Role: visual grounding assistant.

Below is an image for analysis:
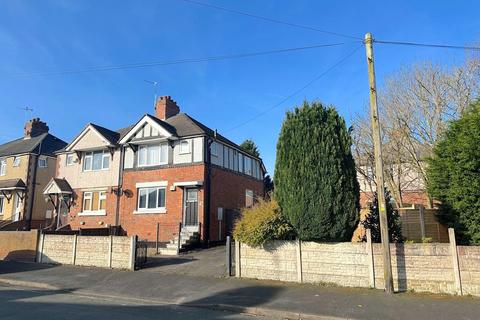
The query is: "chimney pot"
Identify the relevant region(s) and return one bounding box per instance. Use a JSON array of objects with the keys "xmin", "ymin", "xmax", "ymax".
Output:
[{"xmin": 155, "ymin": 96, "xmax": 180, "ymax": 120}]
